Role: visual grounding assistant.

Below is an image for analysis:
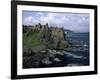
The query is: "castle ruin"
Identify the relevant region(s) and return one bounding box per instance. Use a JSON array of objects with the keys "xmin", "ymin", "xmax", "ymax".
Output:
[{"xmin": 30, "ymin": 23, "xmax": 66, "ymax": 41}]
